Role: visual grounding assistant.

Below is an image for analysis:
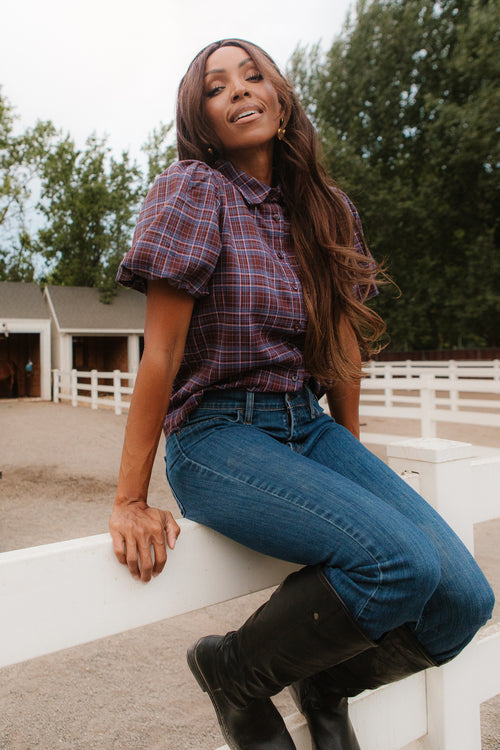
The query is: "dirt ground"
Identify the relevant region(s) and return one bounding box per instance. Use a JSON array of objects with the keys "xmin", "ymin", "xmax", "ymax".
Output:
[{"xmin": 0, "ymin": 400, "xmax": 499, "ymax": 749}]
